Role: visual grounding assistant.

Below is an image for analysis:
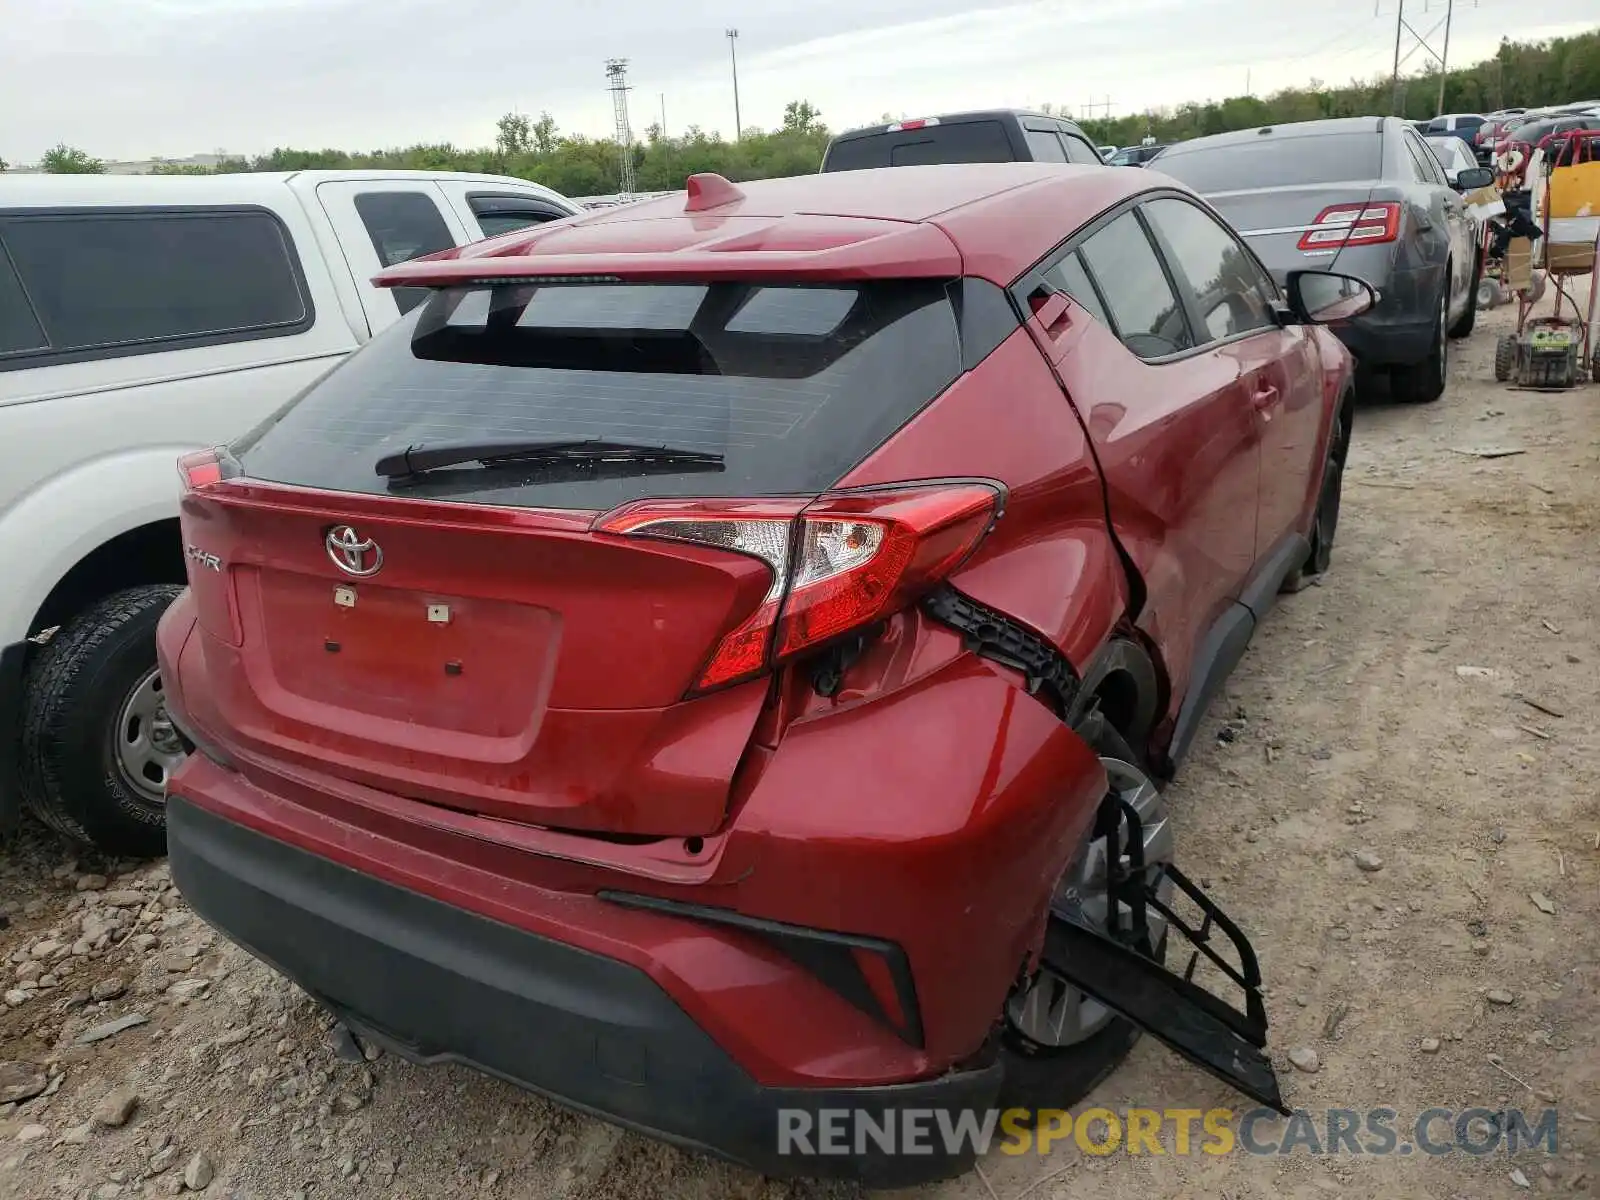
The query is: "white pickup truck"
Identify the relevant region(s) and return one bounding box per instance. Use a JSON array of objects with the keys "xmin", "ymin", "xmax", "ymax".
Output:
[{"xmin": 0, "ymin": 169, "xmax": 582, "ymax": 855}]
